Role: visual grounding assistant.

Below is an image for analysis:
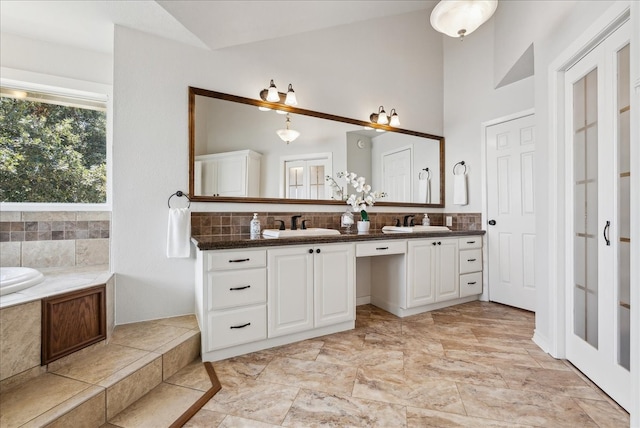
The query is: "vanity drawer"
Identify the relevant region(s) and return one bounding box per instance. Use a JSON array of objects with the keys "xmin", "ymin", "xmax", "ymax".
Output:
[
  {"xmin": 356, "ymin": 241, "xmax": 406, "ymax": 257},
  {"xmin": 206, "ymin": 305, "xmax": 267, "ymax": 351},
  {"xmin": 460, "ymin": 272, "xmax": 483, "ymax": 297},
  {"xmin": 459, "ymin": 249, "xmax": 482, "ymax": 274},
  {"xmin": 208, "ymin": 250, "xmax": 266, "ymax": 271},
  {"xmin": 458, "ymin": 237, "xmax": 482, "ymax": 250},
  {"xmin": 208, "ymin": 268, "xmax": 266, "ymax": 310}
]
